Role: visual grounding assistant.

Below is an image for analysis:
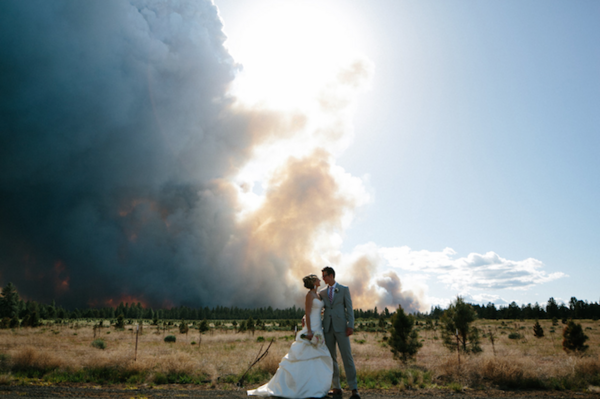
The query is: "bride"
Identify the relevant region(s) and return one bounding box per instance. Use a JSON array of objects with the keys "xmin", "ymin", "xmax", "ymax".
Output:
[{"xmin": 248, "ymin": 274, "xmax": 333, "ymax": 398}]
